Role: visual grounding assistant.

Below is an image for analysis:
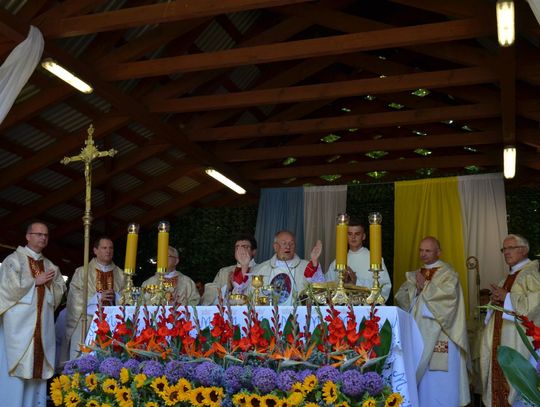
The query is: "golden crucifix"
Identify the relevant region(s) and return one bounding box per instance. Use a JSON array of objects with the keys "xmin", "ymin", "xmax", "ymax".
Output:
[{"xmin": 61, "ymin": 124, "xmax": 117, "ymax": 344}]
